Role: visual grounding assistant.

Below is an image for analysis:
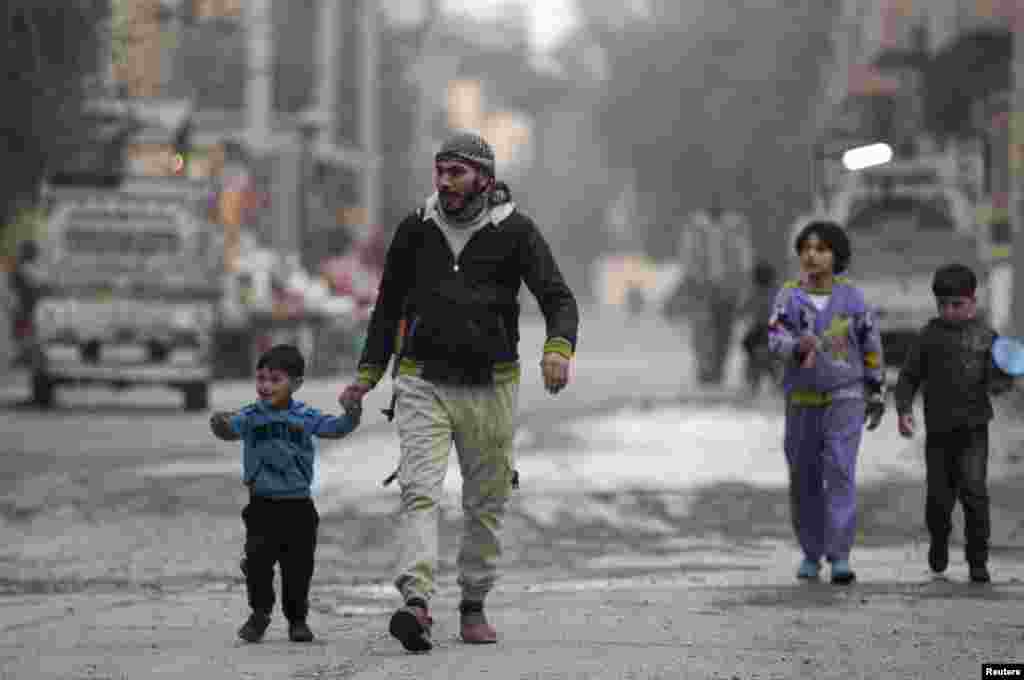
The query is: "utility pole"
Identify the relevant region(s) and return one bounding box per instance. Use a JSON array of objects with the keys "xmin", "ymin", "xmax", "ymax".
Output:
[
  {"xmin": 244, "ymin": 0, "xmax": 272, "ymax": 151},
  {"xmin": 413, "ymin": 0, "xmax": 447, "ymax": 178},
  {"xmin": 361, "ymin": 0, "xmax": 380, "ymax": 237},
  {"xmin": 297, "ymin": 121, "xmax": 317, "ymax": 273},
  {"xmin": 1012, "ymin": 17, "xmax": 1024, "ymax": 335}
]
